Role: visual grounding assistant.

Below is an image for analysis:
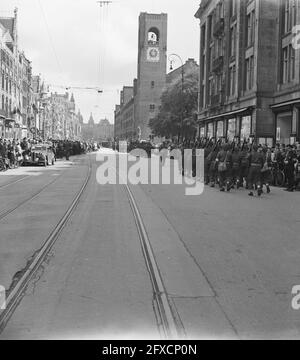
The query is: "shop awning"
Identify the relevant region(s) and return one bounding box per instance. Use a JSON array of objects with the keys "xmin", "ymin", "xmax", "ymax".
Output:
[
  {"xmin": 270, "ymin": 98, "xmax": 300, "ymax": 109},
  {"xmin": 199, "ymin": 107, "xmax": 250, "ymax": 122}
]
